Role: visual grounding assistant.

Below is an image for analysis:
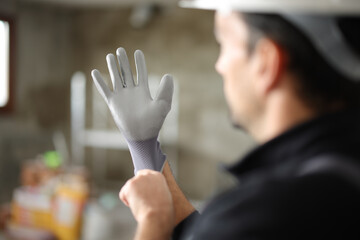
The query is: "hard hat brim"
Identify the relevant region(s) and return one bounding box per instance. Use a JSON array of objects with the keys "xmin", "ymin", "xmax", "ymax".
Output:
[{"xmin": 179, "ymin": 0, "xmax": 360, "ymax": 15}]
